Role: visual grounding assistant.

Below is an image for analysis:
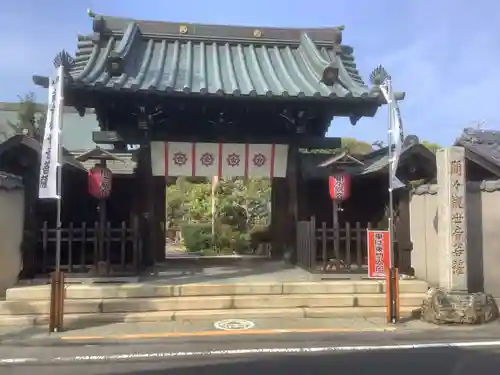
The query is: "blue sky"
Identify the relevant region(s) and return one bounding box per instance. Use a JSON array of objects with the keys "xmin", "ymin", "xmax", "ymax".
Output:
[{"xmin": 0, "ymin": 0, "xmax": 498, "ymax": 145}]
